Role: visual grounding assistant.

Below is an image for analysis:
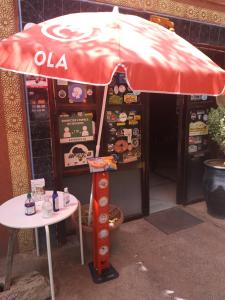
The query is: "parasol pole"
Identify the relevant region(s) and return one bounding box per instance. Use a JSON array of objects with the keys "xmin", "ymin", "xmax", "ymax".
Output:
[{"xmin": 88, "ymin": 85, "xmax": 109, "ymax": 225}]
